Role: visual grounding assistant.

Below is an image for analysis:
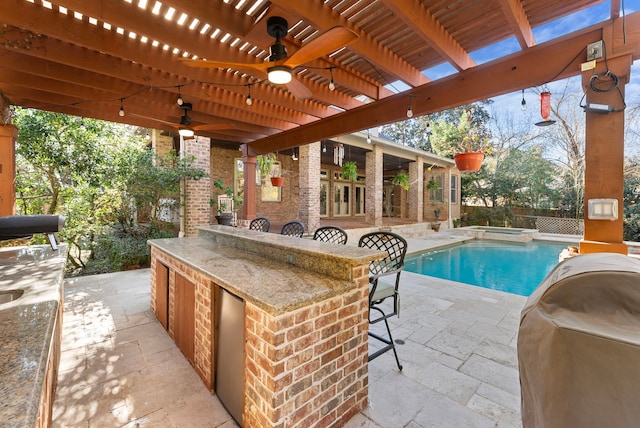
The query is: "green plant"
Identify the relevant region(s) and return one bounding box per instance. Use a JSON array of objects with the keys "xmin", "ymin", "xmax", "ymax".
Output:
[
  {"xmin": 391, "ymin": 172, "xmax": 409, "ymax": 190},
  {"xmin": 430, "ymin": 109, "xmax": 493, "ymax": 157},
  {"xmin": 426, "ymin": 177, "xmax": 440, "ymax": 191},
  {"xmin": 340, "ymin": 161, "xmax": 358, "ymax": 181},
  {"xmin": 210, "ymin": 178, "xmax": 242, "ymax": 215},
  {"xmin": 453, "ymin": 218, "xmax": 461, "ymax": 228},
  {"xmin": 257, "ymin": 153, "xmax": 277, "ymax": 179}
]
